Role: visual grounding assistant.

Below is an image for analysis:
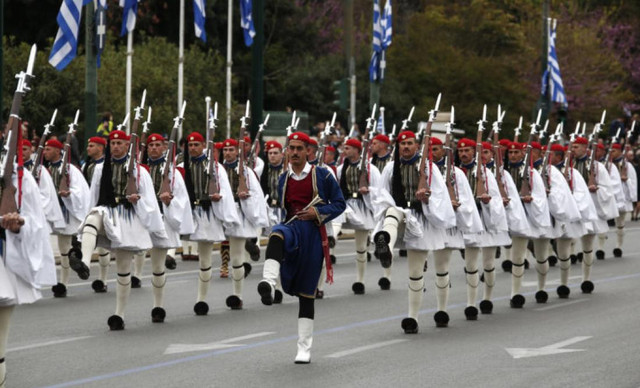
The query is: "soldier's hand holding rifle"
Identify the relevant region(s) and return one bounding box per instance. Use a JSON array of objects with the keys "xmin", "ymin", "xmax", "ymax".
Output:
[{"xmin": 0, "ymin": 213, "xmax": 25, "ymax": 233}]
